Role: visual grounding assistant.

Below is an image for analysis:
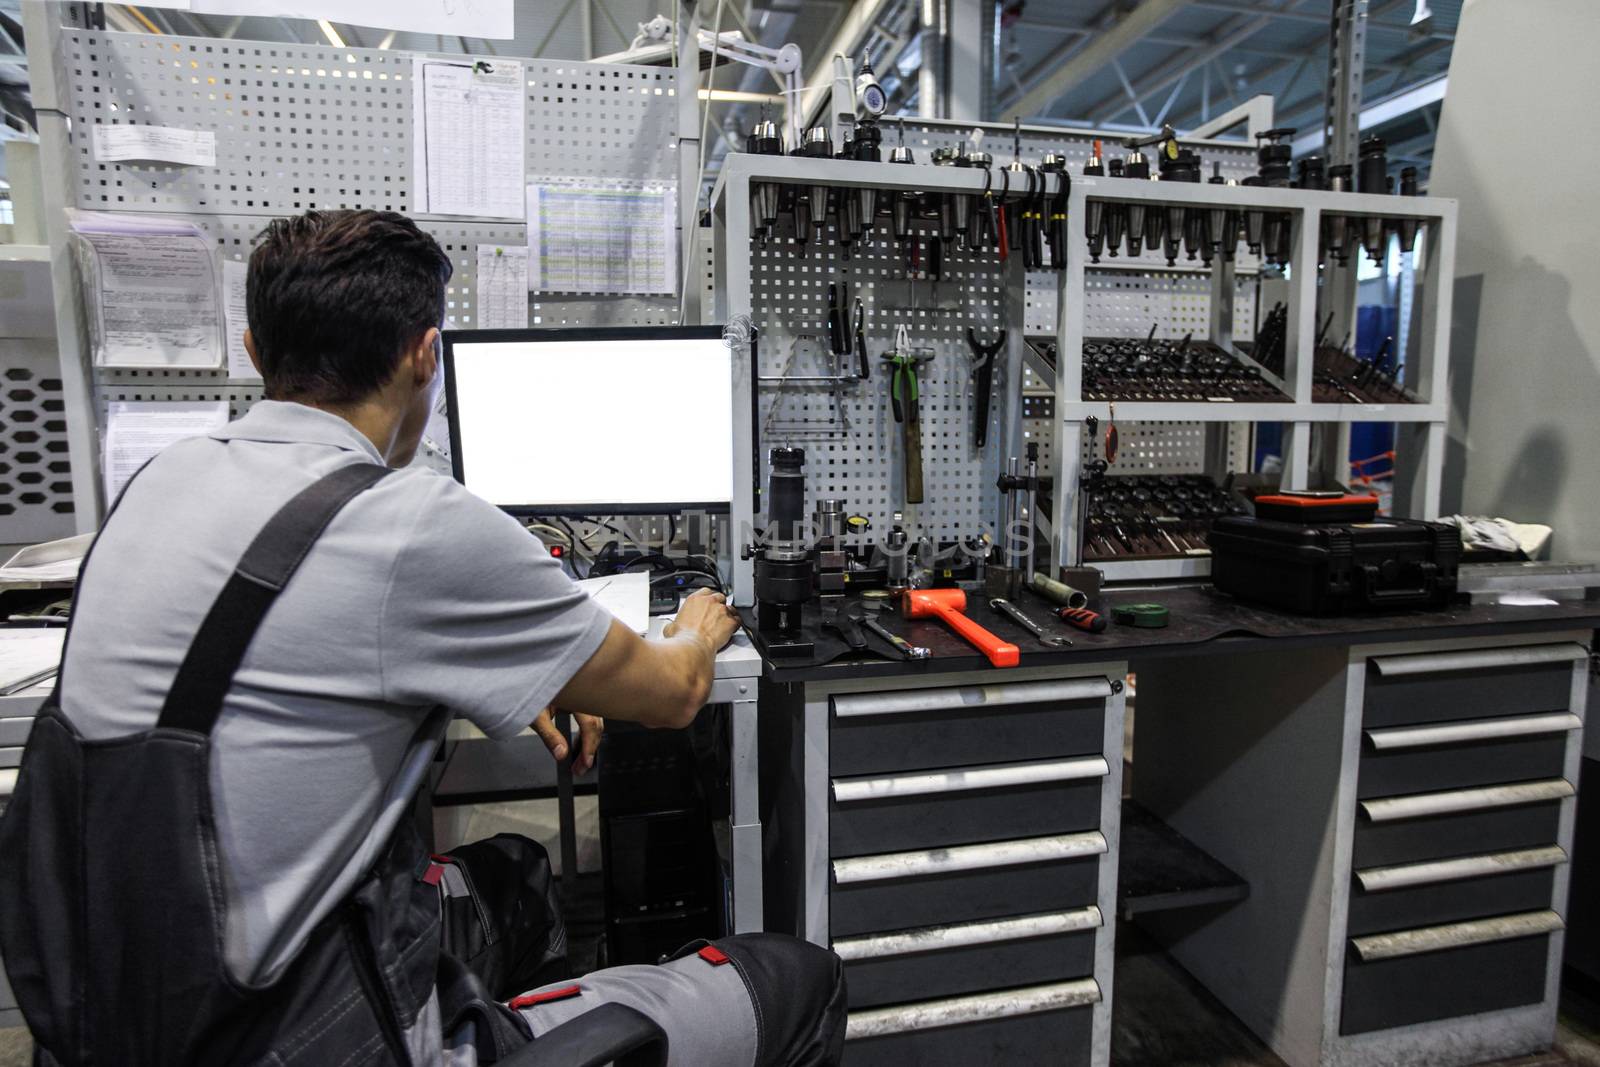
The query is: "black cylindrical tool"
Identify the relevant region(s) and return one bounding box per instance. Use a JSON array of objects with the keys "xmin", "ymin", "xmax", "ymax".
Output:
[
  {"xmin": 1160, "ymin": 146, "xmax": 1201, "ymax": 264},
  {"xmin": 751, "ymin": 447, "xmax": 814, "ymax": 637},
  {"xmin": 1255, "ymin": 127, "xmax": 1294, "ymax": 187},
  {"xmin": 767, "ymin": 447, "xmax": 806, "ymax": 537},
  {"xmin": 963, "ymin": 147, "xmax": 992, "ymax": 250},
  {"xmin": 1124, "ymin": 148, "xmax": 1149, "ymax": 256},
  {"xmin": 1104, "ymin": 158, "xmax": 1127, "ymax": 258},
  {"xmin": 852, "ymin": 120, "xmax": 882, "ymax": 238},
  {"xmin": 799, "ymin": 126, "xmax": 833, "ymax": 248},
  {"xmin": 932, "ymin": 146, "xmax": 960, "ymax": 241},
  {"xmin": 1325, "ymin": 163, "xmax": 1354, "ymax": 265},
  {"xmin": 1084, "ymin": 141, "xmax": 1106, "ymax": 262},
  {"xmin": 1203, "ymin": 162, "xmax": 1229, "ymax": 264},
  {"xmin": 747, "ymin": 118, "xmax": 784, "ymax": 245},
  {"xmin": 1397, "ymin": 165, "xmax": 1421, "ymax": 254},
  {"xmin": 1295, "ymin": 154, "xmax": 1327, "ymax": 190},
  {"xmin": 1041, "ymin": 153, "xmax": 1070, "ymax": 269},
  {"xmin": 1358, "ymin": 135, "xmax": 1391, "ymax": 263},
  {"xmin": 1240, "ymin": 175, "xmax": 1264, "ymax": 255}
]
